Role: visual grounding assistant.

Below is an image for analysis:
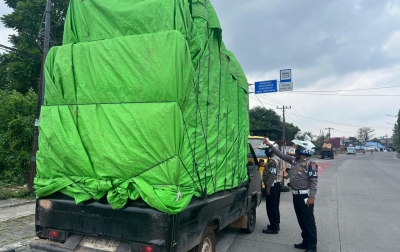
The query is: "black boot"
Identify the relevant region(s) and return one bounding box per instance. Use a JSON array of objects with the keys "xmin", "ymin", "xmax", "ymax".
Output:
[
  {"xmin": 267, "ymin": 225, "xmax": 280, "ymax": 231},
  {"xmin": 262, "ymin": 228, "xmax": 279, "ymax": 234},
  {"xmin": 294, "ymin": 243, "xmax": 307, "ymax": 249}
]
